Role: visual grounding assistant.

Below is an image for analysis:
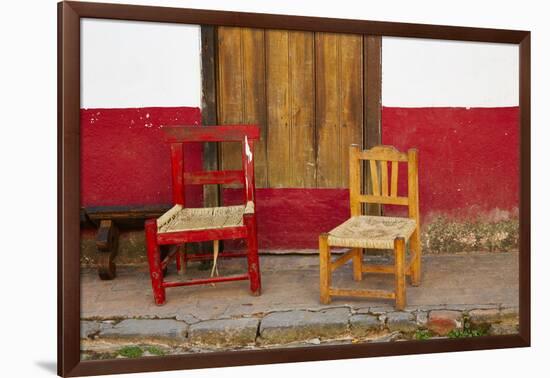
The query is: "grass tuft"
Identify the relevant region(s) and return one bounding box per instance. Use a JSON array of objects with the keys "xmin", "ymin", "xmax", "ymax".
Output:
[{"xmin": 117, "ymin": 346, "xmax": 143, "ymax": 358}]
